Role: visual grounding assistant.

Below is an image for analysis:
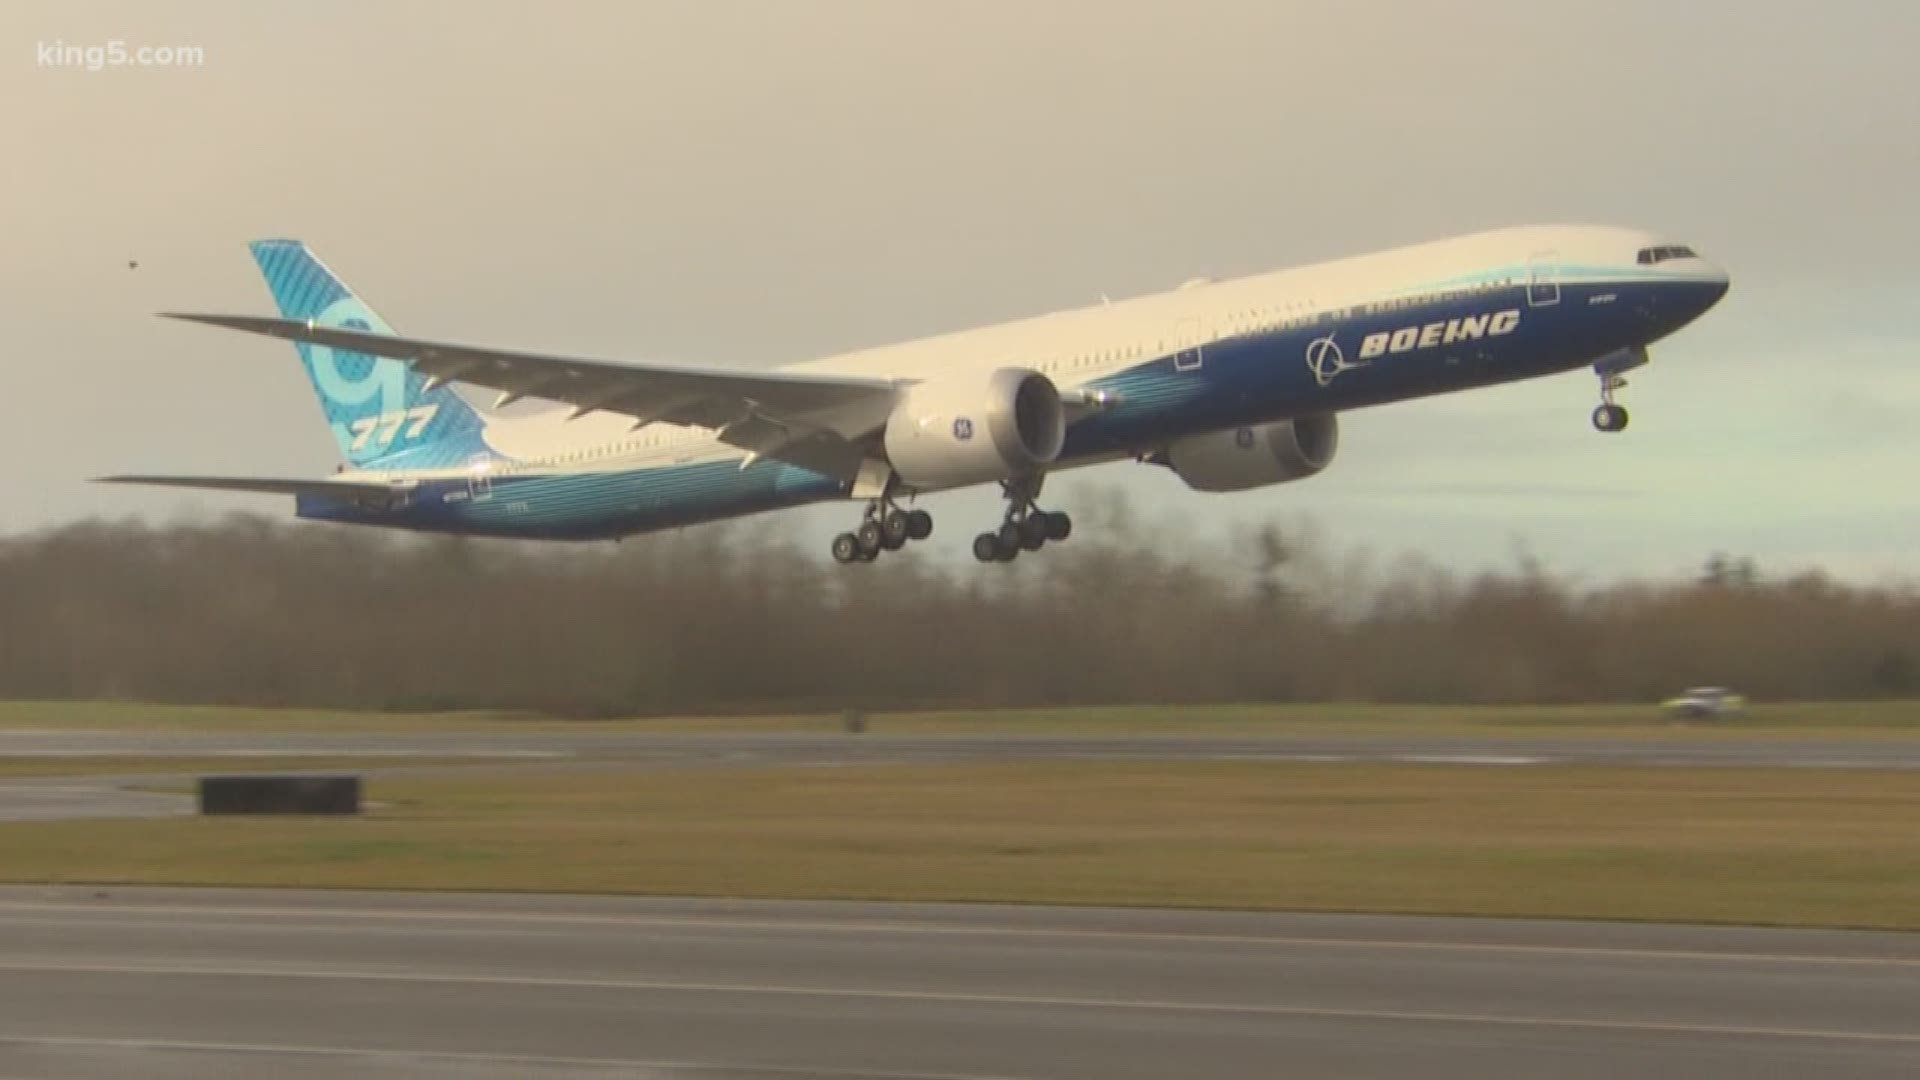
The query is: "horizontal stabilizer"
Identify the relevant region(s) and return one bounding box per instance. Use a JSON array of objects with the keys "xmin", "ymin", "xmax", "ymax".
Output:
[{"xmin": 94, "ymin": 475, "xmax": 406, "ymax": 502}]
